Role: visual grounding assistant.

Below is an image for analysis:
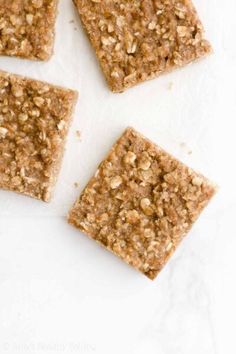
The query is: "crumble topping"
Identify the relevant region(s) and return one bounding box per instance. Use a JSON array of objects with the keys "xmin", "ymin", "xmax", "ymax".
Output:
[
  {"xmin": 73, "ymin": 0, "xmax": 212, "ymax": 92},
  {"xmin": 0, "ymin": 70, "xmax": 78, "ymax": 201},
  {"xmin": 0, "ymin": 0, "xmax": 58, "ymax": 60},
  {"xmin": 68, "ymin": 127, "xmax": 216, "ymax": 279}
]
